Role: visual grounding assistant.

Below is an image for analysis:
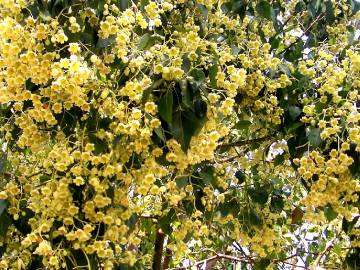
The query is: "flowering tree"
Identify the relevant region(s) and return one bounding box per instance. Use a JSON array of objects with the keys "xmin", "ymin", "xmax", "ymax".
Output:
[{"xmin": 0, "ymin": 0, "xmax": 359, "ymax": 269}]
